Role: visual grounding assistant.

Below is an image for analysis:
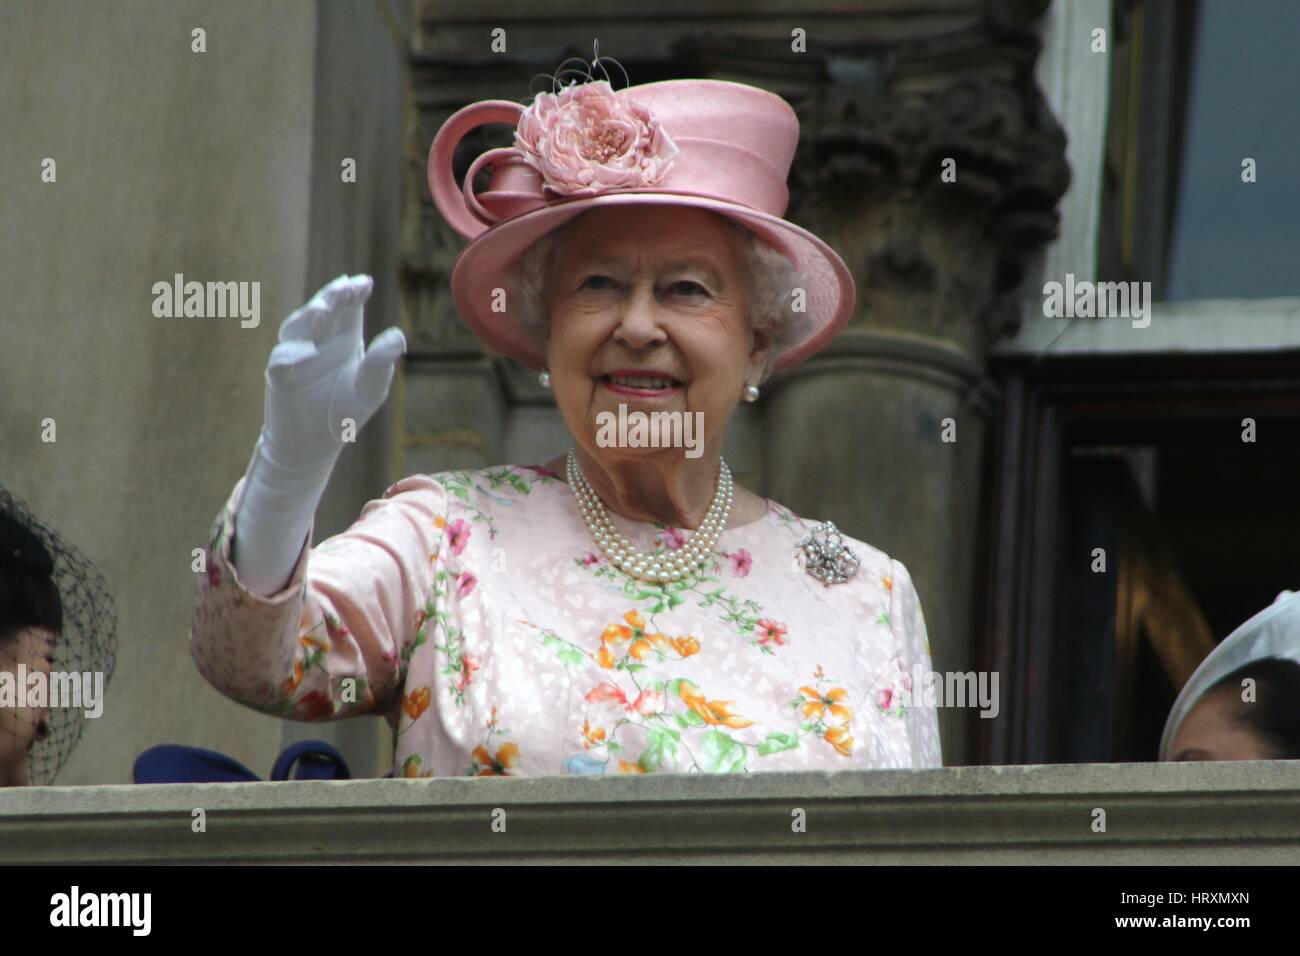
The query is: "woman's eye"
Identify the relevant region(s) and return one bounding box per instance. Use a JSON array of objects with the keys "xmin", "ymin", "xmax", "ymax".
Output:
[
  {"xmin": 579, "ymin": 275, "xmax": 615, "ymax": 291},
  {"xmin": 669, "ymin": 280, "xmax": 709, "ymax": 297}
]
